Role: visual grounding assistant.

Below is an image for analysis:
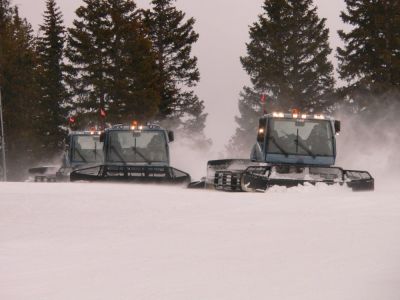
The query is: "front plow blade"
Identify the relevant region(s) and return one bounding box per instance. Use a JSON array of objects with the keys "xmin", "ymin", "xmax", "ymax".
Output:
[
  {"xmin": 70, "ymin": 165, "xmax": 191, "ymax": 185},
  {"xmin": 28, "ymin": 166, "xmax": 60, "ymax": 182},
  {"xmin": 344, "ymin": 170, "xmax": 375, "ymax": 191}
]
